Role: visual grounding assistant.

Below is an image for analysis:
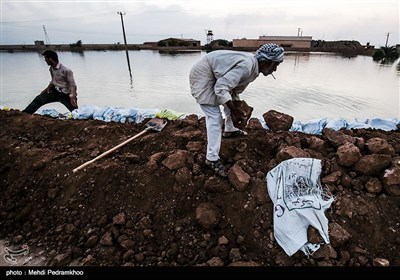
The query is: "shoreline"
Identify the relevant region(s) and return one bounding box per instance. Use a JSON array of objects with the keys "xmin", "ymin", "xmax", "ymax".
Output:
[
  {"xmin": 2, "ymin": 106, "xmax": 399, "ymax": 134},
  {"xmin": 0, "ymin": 43, "xmax": 375, "ymax": 56}
]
